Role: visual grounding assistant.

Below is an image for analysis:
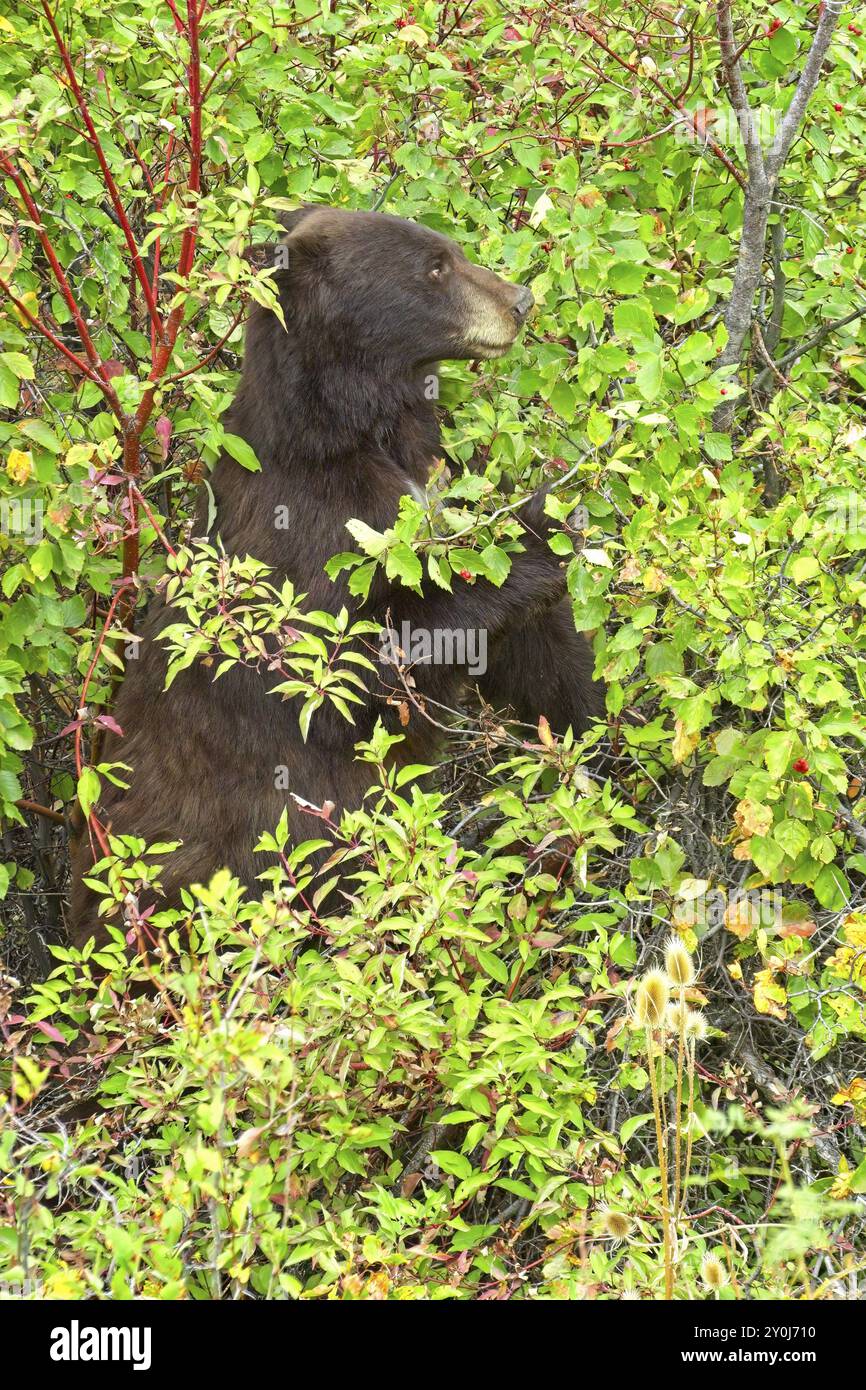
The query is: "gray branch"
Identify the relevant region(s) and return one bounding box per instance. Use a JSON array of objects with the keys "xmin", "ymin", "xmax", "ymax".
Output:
[
  {"xmin": 767, "ymin": 1, "xmax": 846, "ymax": 178},
  {"xmin": 753, "ymin": 303, "xmax": 866, "ymax": 393},
  {"xmin": 717, "ymin": 0, "xmax": 767, "ymax": 185},
  {"xmin": 712, "ymin": 1, "xmax": 844, "ymax": 428},
  {"xmin": 763, "ymin": 217, "xmax": 787, "ymax": 359},
  {"xmin": 739, "ymin": 1043, "xmax": 842, "ymax": 1174}
]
